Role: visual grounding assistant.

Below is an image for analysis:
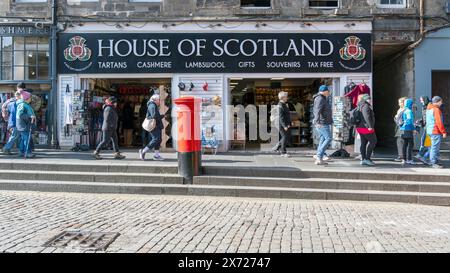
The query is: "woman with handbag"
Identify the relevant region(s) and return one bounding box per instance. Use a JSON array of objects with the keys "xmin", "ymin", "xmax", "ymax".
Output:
[{"xmin": 139, "ymin": 94, "xmax": 164, "ymax": 161}]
